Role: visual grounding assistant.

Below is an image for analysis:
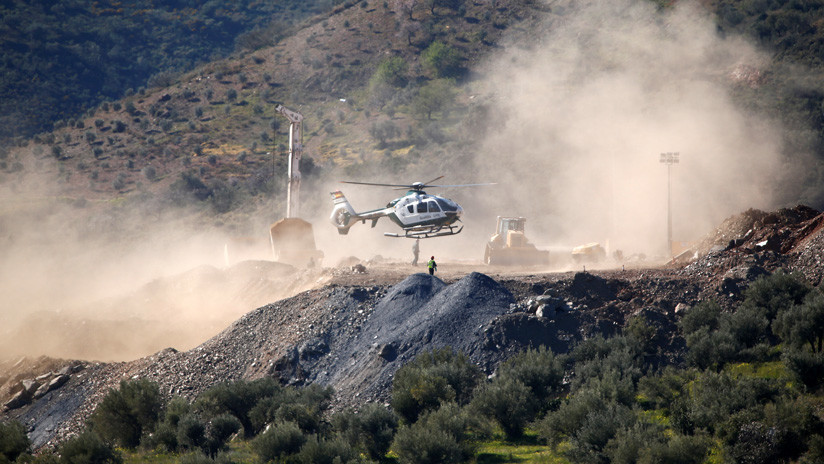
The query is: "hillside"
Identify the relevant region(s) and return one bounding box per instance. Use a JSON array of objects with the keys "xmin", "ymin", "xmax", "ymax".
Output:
[{"xmin": 0, "ymin": 0, "xmax": 338, "ymax": 141}]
